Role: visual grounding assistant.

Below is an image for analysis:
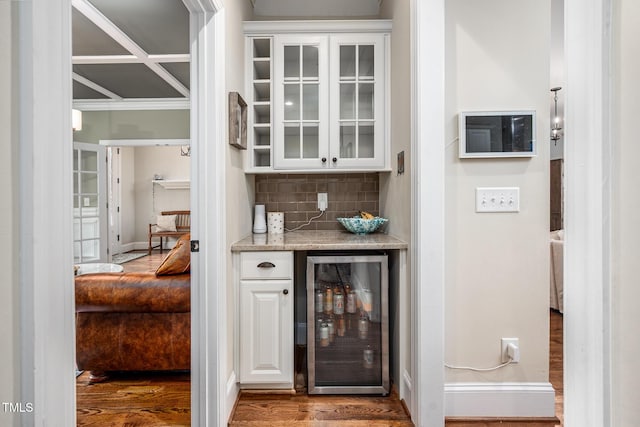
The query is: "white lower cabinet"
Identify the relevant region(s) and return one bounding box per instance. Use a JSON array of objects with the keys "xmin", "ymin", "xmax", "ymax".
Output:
[{"xmin": 239, "ymin": 251, "xmax": 294, "ymax": 388}]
